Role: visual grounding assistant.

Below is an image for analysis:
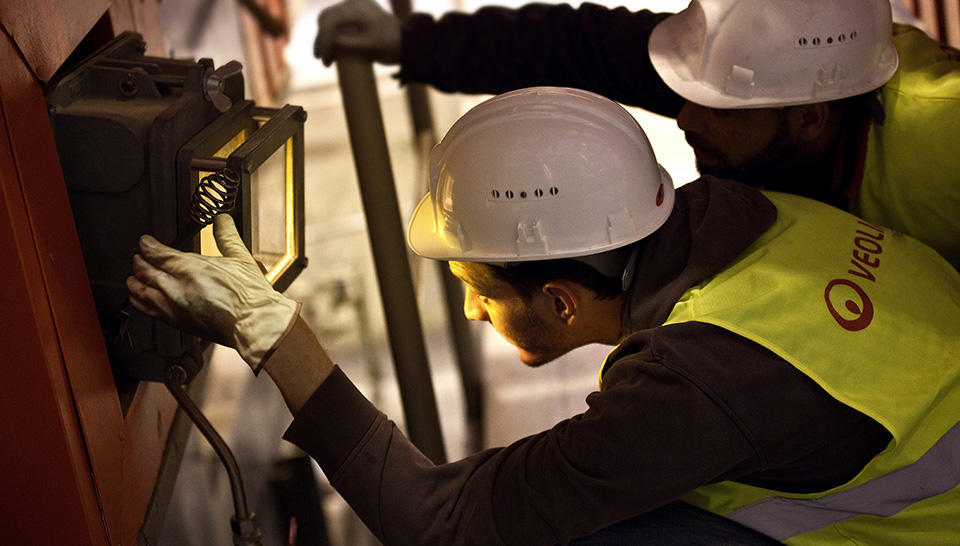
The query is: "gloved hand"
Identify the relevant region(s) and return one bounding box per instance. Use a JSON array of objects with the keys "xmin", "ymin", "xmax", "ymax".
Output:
[
  {"xmin": 314, "ymin": 0, "xmax": 402, "ymax": 66},
  {"xmin": 126, "ymin": 214, "xmax": 300, "ymax": 374}
]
